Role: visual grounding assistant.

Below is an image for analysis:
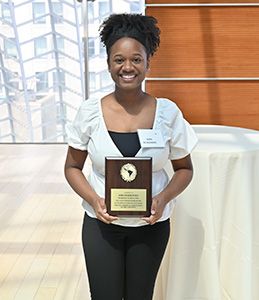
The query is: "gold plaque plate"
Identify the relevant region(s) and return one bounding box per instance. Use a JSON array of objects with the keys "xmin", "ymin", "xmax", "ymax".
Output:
[{"xmin": 105, "ymin": 157, "xmax": 152, "ymax": 216}]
